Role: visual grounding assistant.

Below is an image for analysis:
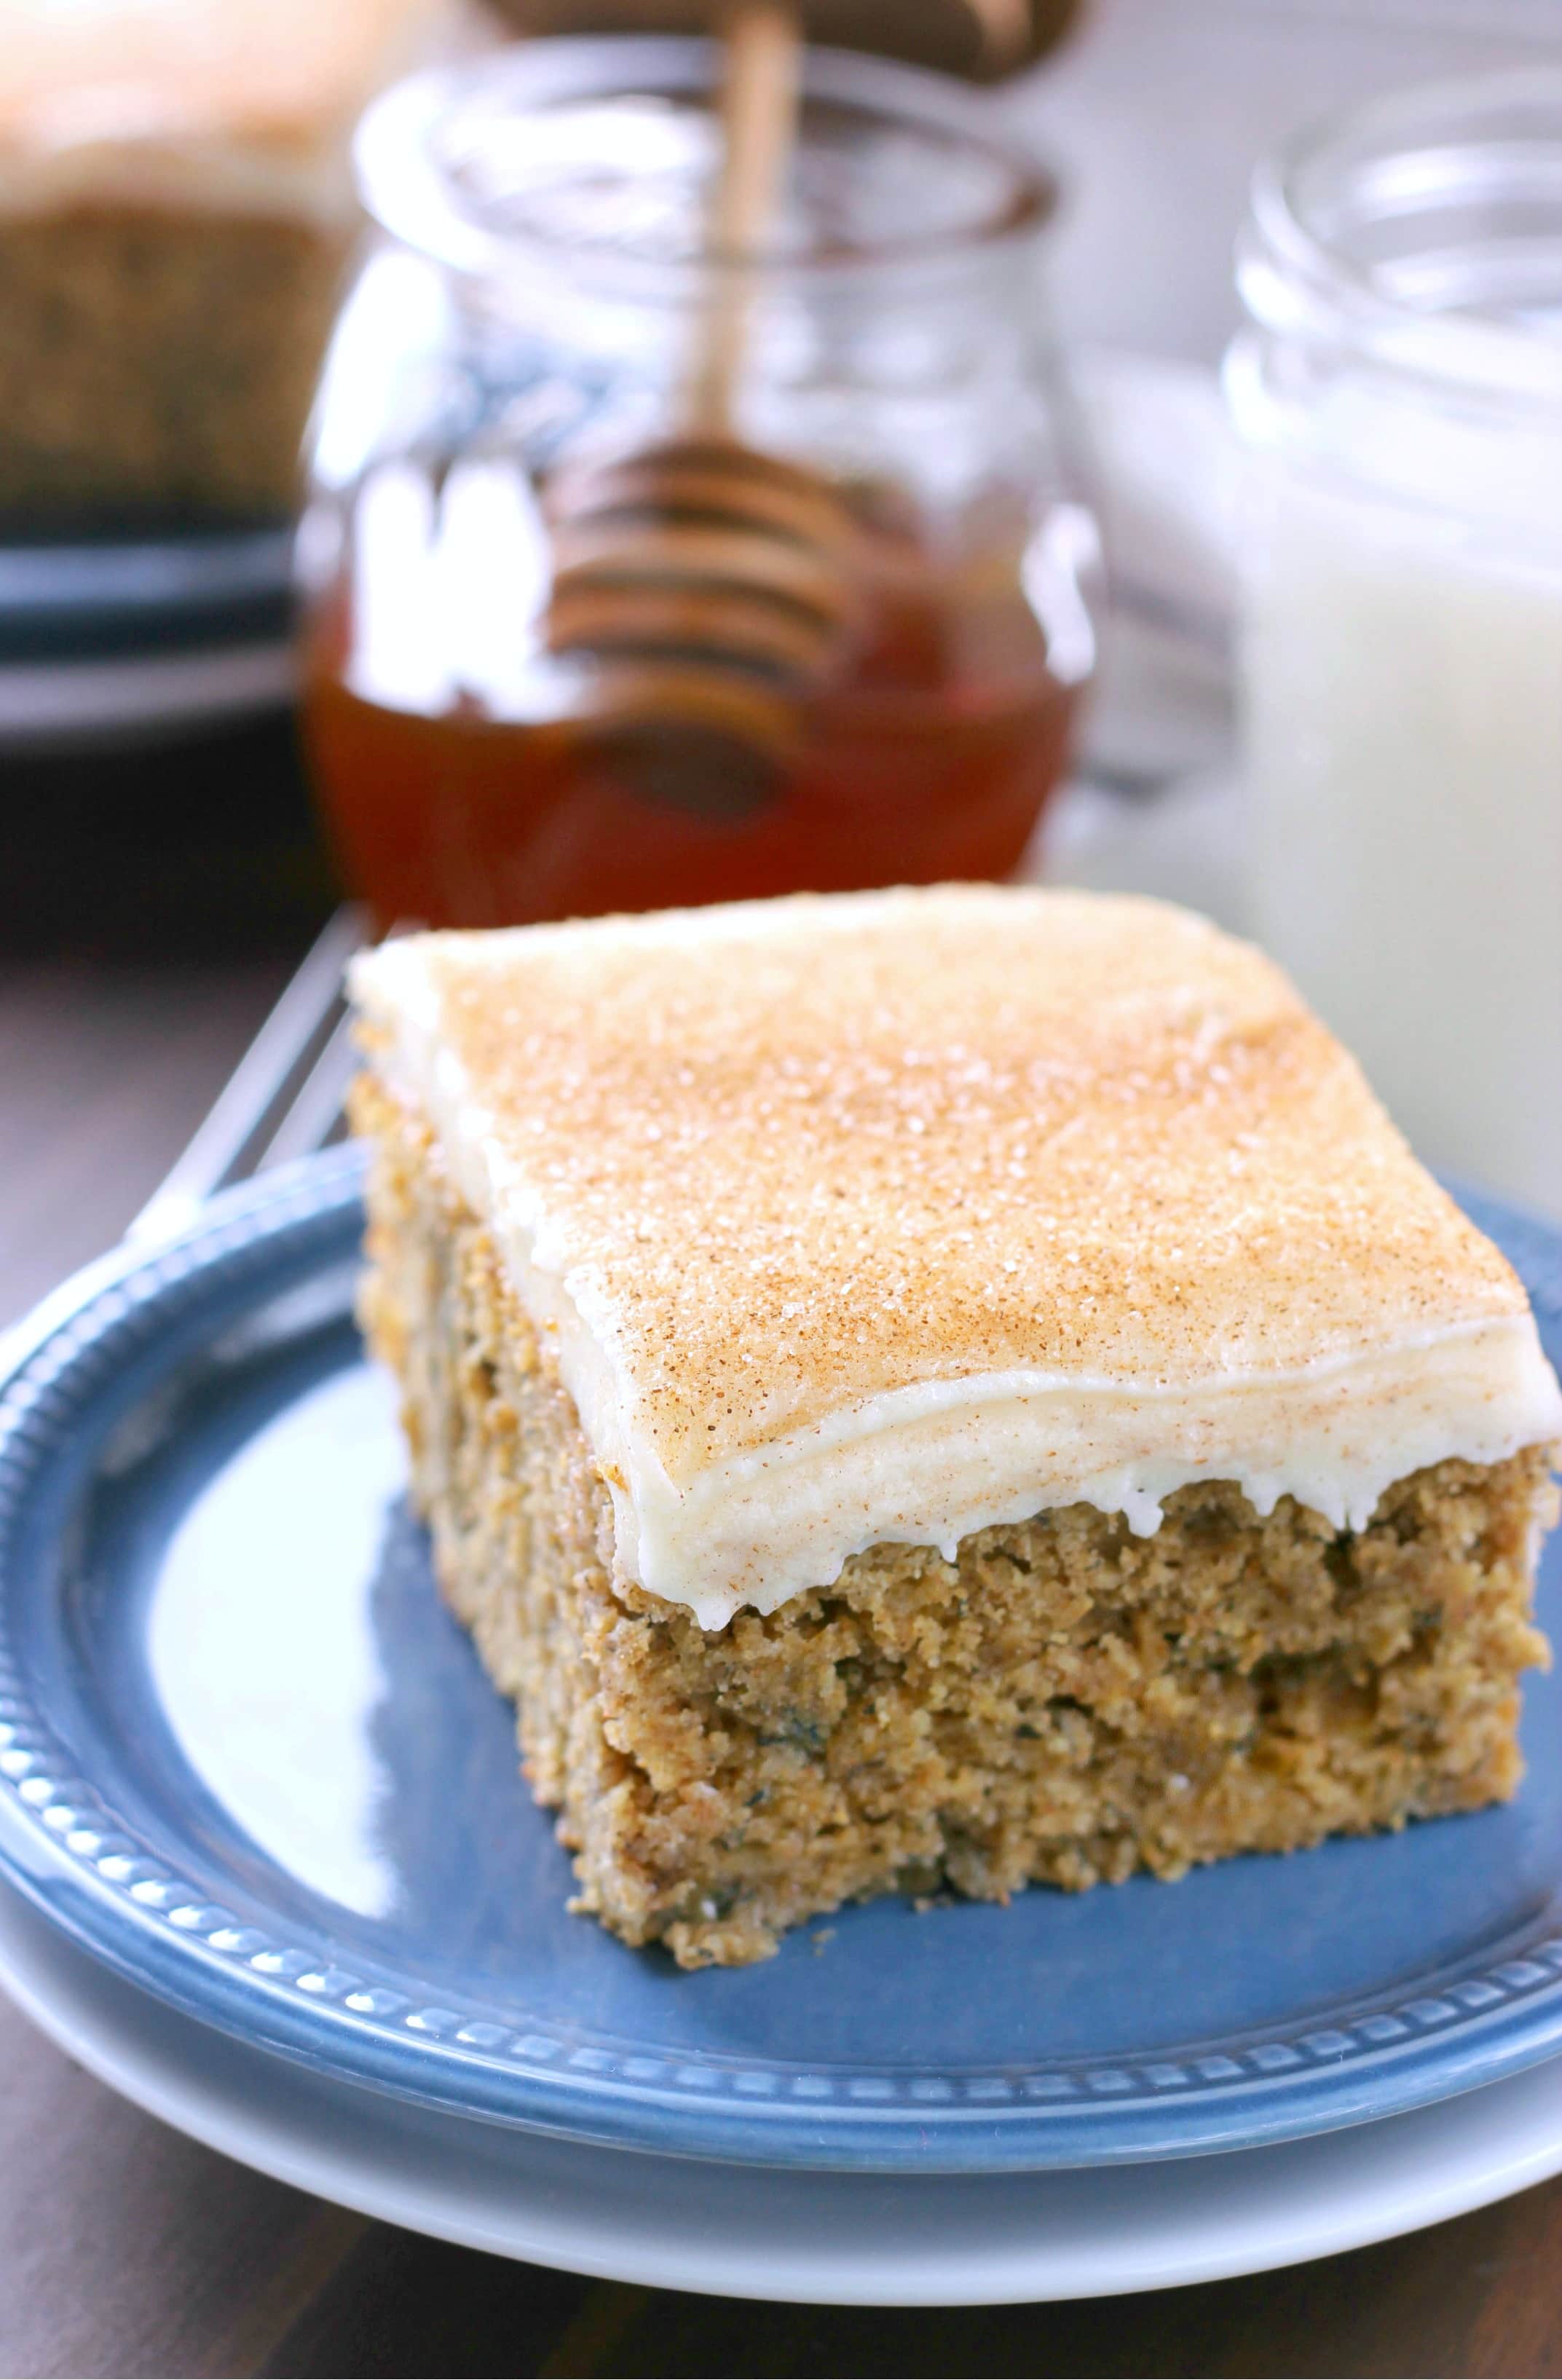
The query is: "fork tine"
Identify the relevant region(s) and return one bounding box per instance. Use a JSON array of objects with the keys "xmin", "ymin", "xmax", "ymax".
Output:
[
  {"xmin": 125, "ymin": 903, "xmax": 367, "ymax": 1245},
  {"xmin": 255, "ymin": 1009, "xmax": 362, "ymax": 1175}
]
